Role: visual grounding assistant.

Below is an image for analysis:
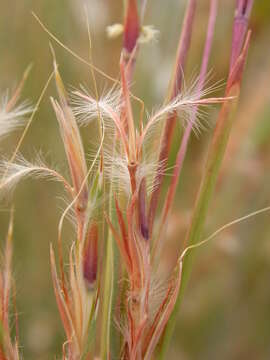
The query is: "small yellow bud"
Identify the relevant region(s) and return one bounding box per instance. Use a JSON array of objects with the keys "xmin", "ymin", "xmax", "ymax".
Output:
[
  {"xmin": 106, "ymin": 23, "xmax": 124, "ymax": 39},
  {"xmin": 138, "ymin": 25, "xmax": 159, "ymax": 44}
]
